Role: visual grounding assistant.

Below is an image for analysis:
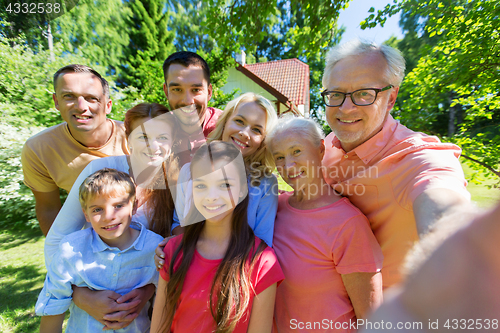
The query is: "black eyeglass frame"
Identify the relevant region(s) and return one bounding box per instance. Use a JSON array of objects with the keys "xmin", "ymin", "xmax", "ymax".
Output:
[{"xmin": 321, "ymin": 85, "xmax": 394, "ymax": 107}]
